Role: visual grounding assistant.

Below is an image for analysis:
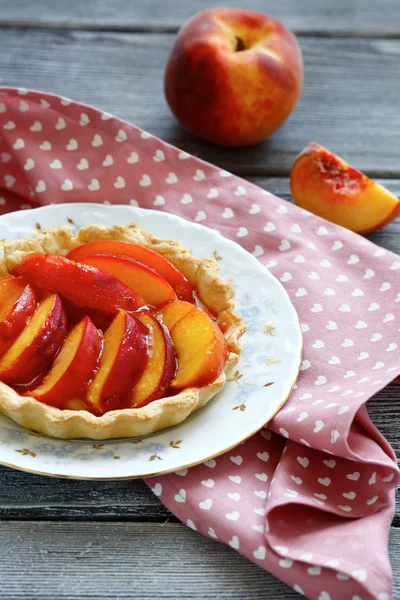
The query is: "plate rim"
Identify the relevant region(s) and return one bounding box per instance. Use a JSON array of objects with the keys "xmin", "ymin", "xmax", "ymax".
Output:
[{"xmin": 0, "ymin": 203, "xmax": 303, "ymax": 479}]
